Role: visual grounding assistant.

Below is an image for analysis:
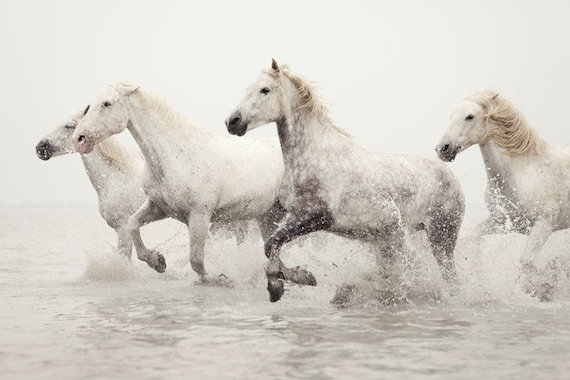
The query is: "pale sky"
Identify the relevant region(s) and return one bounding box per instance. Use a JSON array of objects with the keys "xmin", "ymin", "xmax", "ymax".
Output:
[{"xmin": 2, "ymin": 0, "xmax": 570, "ymax": 218}]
